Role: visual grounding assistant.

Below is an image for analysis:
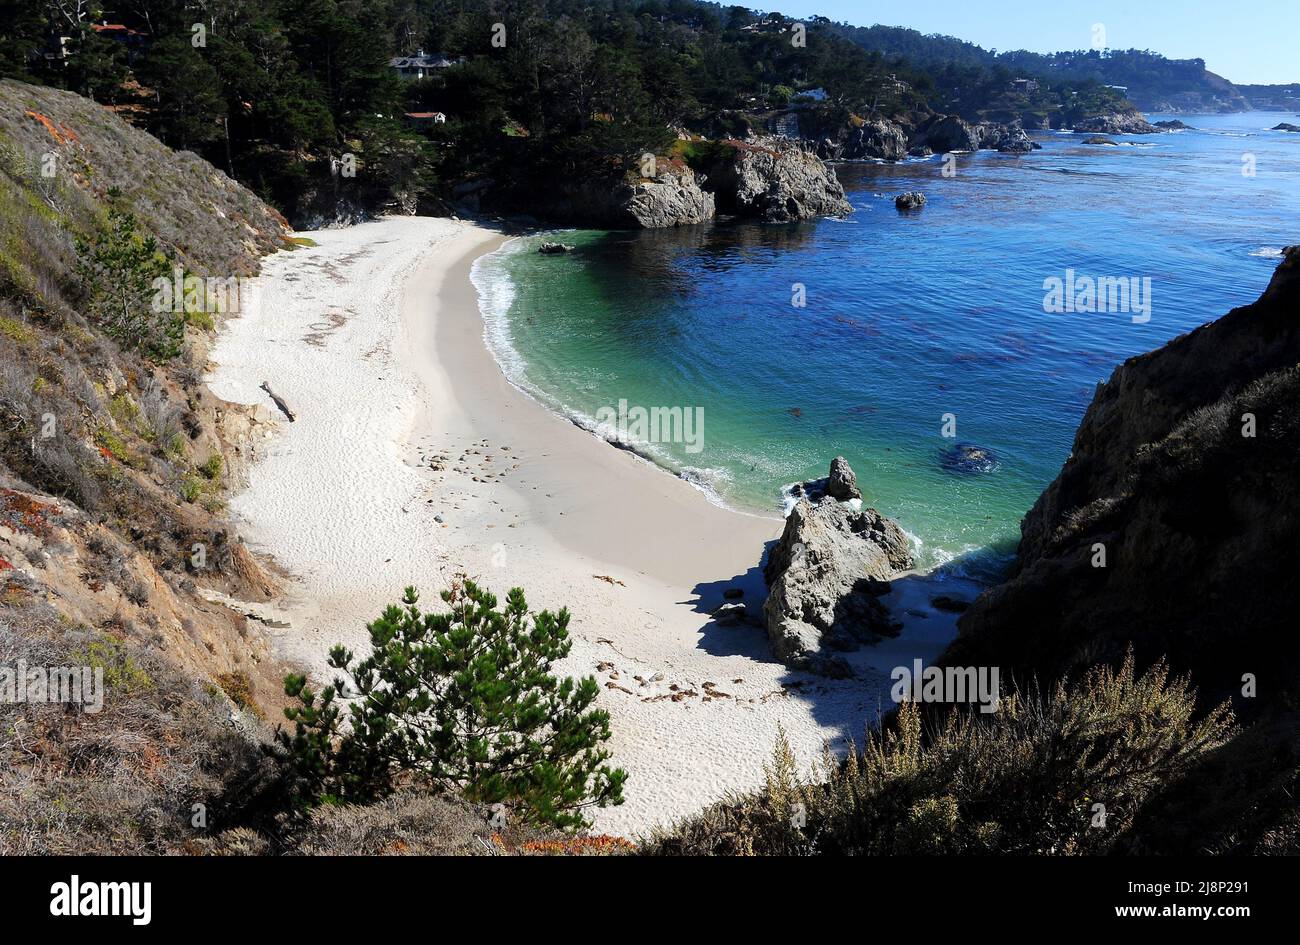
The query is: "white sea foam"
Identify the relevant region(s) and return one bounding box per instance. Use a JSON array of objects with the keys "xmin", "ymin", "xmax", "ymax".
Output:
[
  {"xmin": 472, "ymin": 241, "xmax": 738, "ymax": 510},
  {"xmin": 1249, "ymin": 246, "xmax": 1287, "ymax": 259},
  {"xmin": 470, "ymin": 235, "xmax": 530, "ymax": 388}
]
